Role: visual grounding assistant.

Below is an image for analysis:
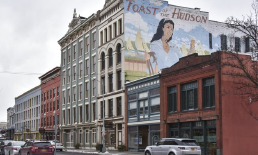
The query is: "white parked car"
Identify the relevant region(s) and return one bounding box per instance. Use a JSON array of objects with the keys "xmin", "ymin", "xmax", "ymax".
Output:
[
  {"xmin": 48, "ymin": 140, "xmax": 64, "ymax": 151},
  {"xmin": 144, "ymin": 138, "xmax": 201, "ymax": 155},
  {"xmin": 4, "ymin": 141, "xmax": 25, "ymax": 155}
]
